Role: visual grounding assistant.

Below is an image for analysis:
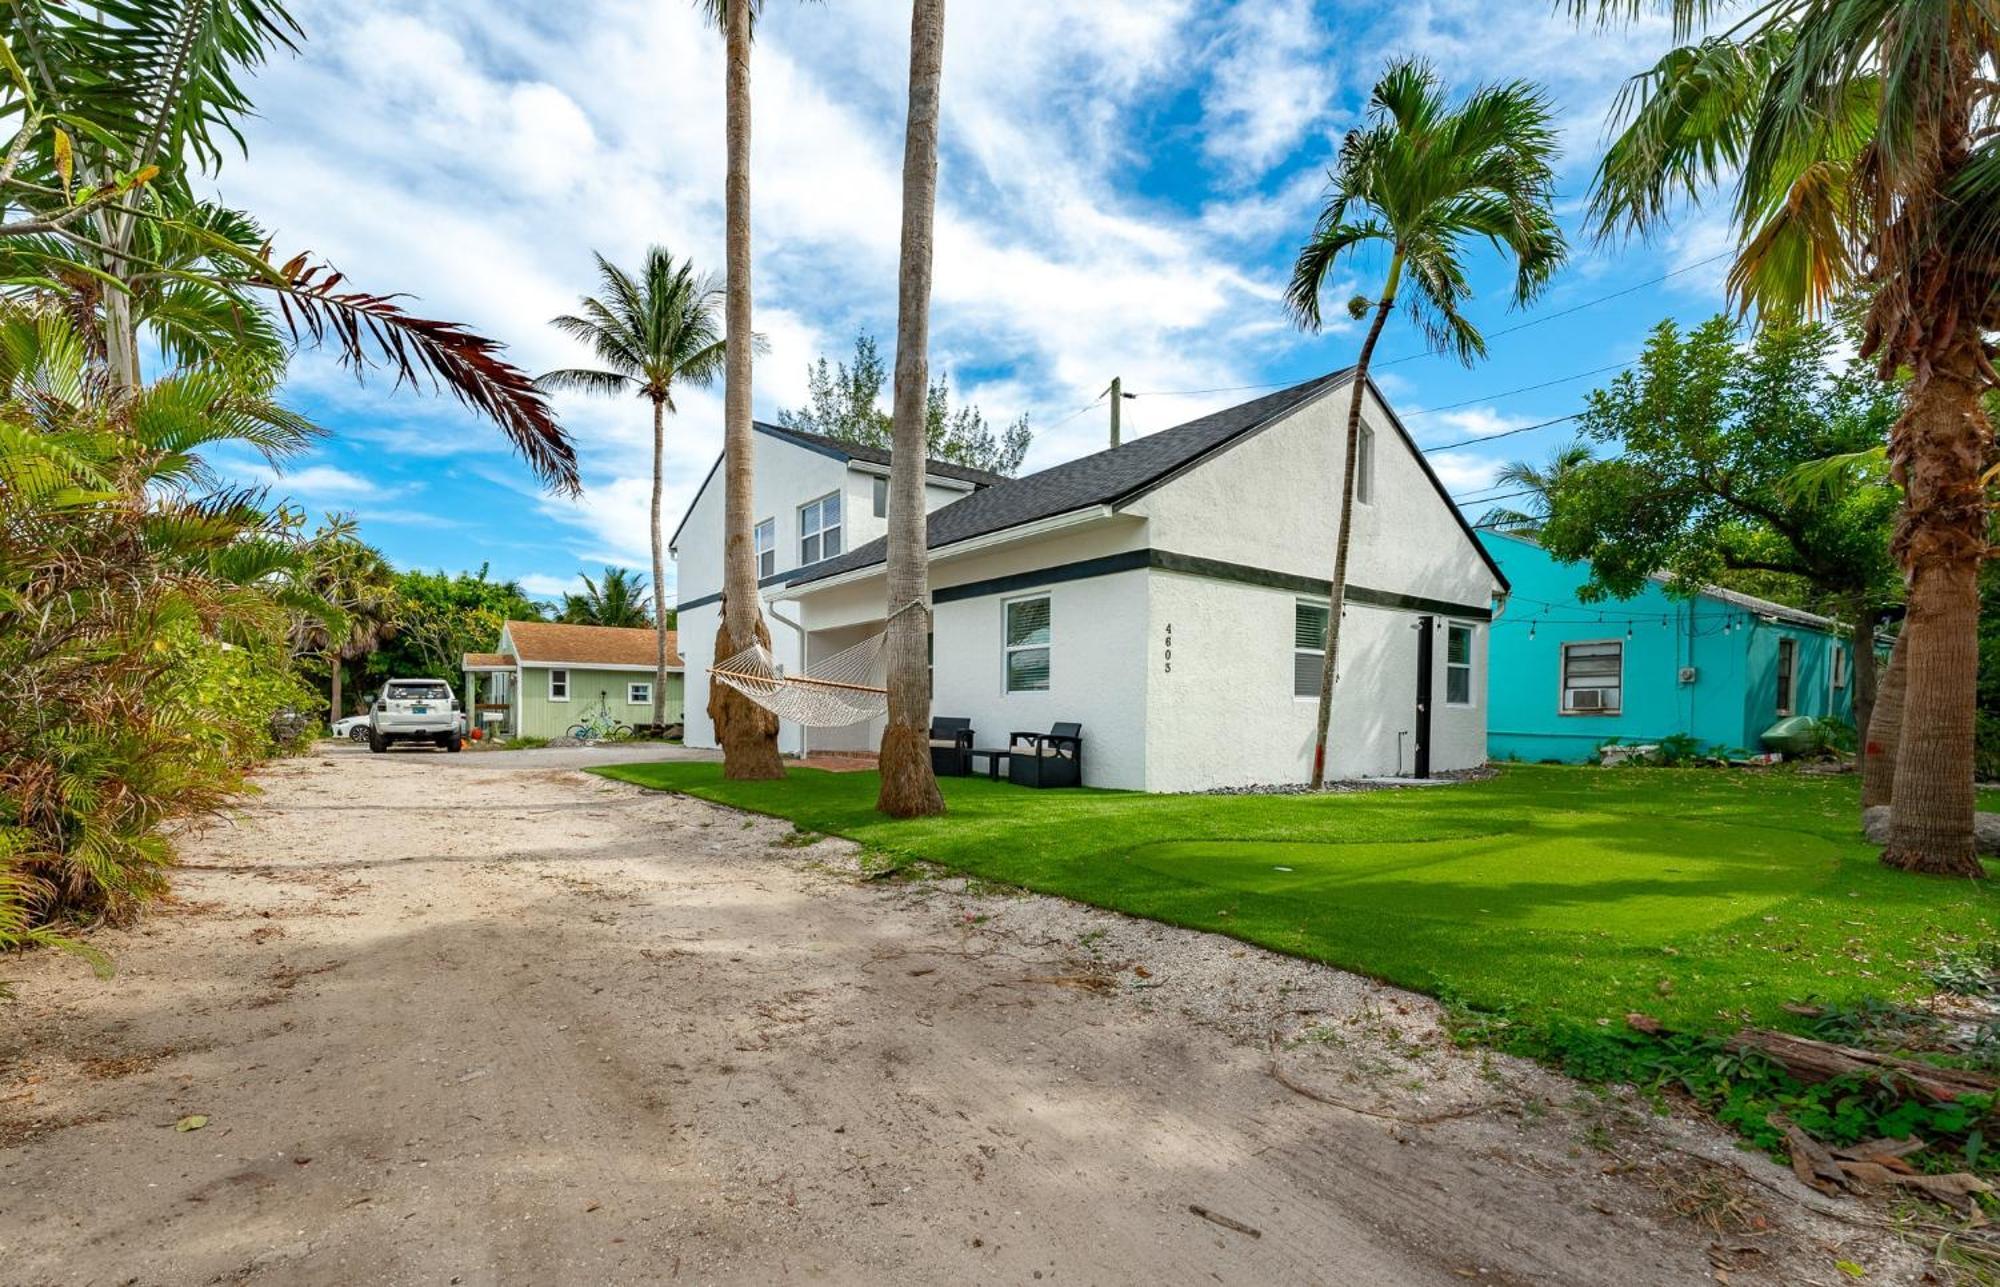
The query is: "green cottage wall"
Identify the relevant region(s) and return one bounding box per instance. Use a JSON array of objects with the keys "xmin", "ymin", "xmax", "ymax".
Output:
[{"xmin": 516, "ymin": 667, "xmax": 685, "ymax": 737}]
